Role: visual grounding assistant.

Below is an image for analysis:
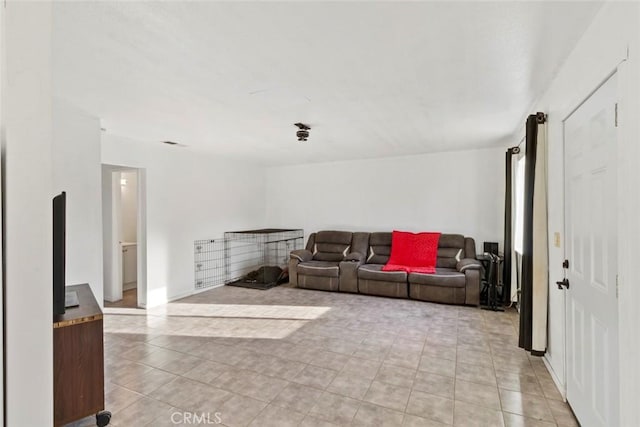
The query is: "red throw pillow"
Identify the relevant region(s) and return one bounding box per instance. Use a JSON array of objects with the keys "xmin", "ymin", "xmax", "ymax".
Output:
[{"xmin": 382, "ymin": 230, "xmax": 441, "ymax": 274}]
